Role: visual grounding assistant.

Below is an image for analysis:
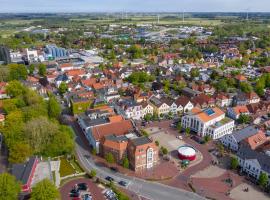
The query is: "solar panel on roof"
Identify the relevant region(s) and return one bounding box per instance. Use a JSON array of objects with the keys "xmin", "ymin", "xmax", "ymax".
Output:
[{"xmin": 204, "ymin": 108, "xmax": 215, "ymax": 116}]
